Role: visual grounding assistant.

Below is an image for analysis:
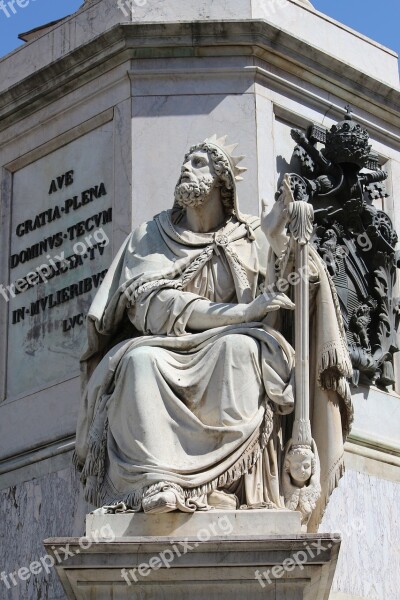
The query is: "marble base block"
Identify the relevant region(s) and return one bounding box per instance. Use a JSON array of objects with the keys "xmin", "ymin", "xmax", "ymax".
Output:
[
  {"xmin": 86, "ymin": 508, "xmax": 303, "ymax": 538},
  {"xmin": 44, "ymin": 512, "xmax": 340, "ymax": 600}
]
